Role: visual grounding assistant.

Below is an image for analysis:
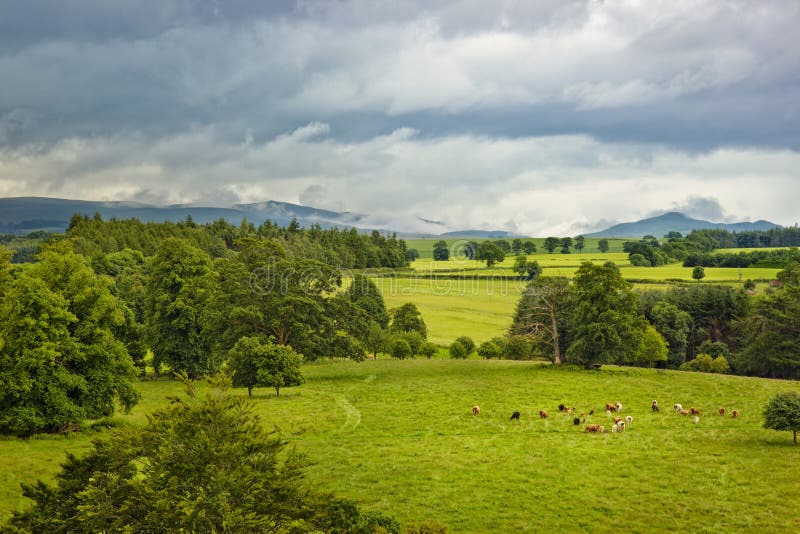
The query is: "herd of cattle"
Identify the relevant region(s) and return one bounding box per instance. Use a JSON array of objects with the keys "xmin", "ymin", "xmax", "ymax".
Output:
[{"xmin": 471, "ymin": 400, "xmax": 740, "ymax": 433}]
